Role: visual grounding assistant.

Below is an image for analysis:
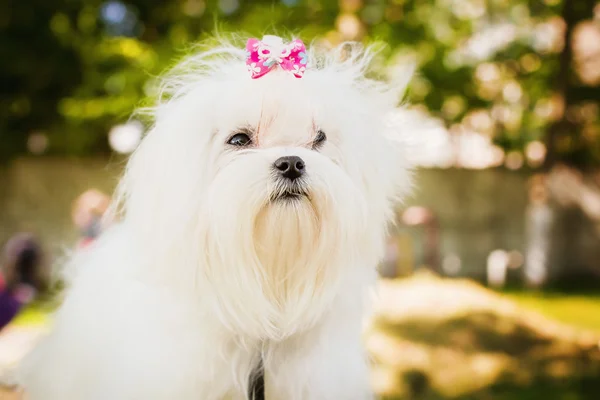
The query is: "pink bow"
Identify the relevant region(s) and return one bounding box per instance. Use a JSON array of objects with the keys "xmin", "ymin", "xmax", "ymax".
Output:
[{"xmin": 246, "ymin": 37, "xmax": 308, "ymax": 79}]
